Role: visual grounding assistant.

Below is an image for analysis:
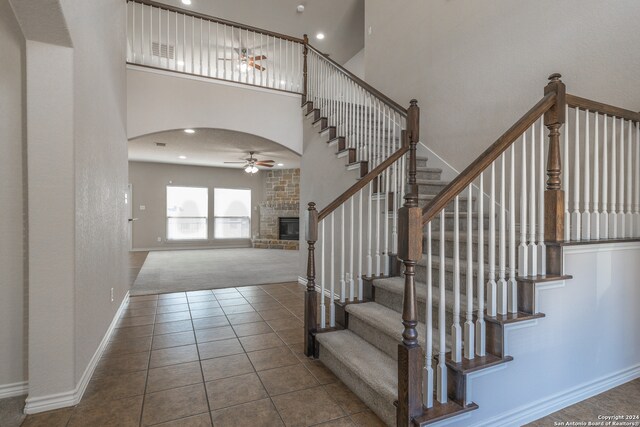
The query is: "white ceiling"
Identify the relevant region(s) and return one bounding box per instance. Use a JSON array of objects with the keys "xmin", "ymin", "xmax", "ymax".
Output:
[
  {"xmin": 153, "ymin": 0, "xmax": 364, "ymax": 64},
  {"xmin": 129, "ymin": 128, "xmax": 301, "ymax": 170}
]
